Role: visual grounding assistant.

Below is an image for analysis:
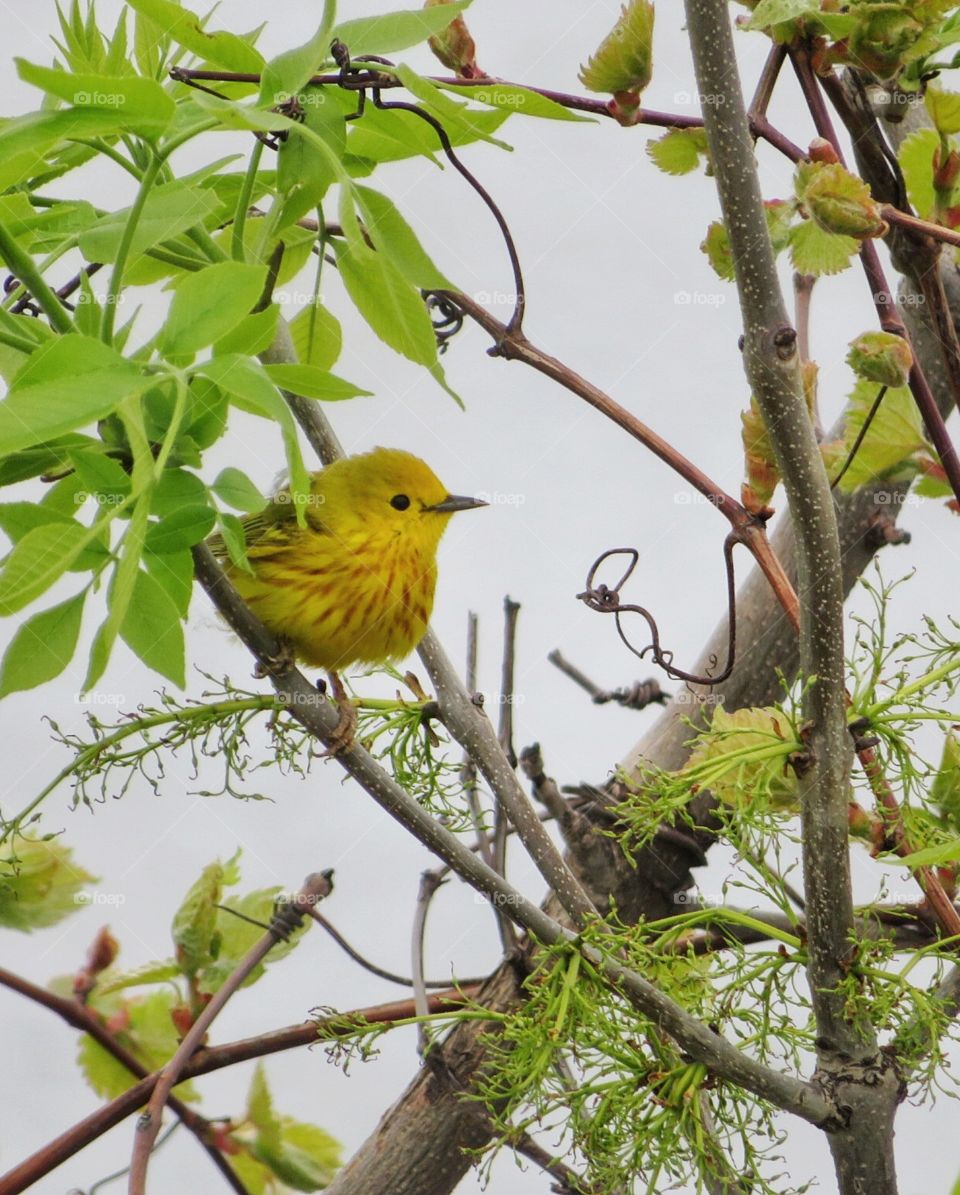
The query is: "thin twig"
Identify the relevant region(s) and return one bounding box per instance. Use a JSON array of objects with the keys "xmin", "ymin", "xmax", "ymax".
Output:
[
  {"xmin": 0, "ymin": 990, "xmax": 477, "ymax": 1195},
  {"xmin": 412, "ymin": 870, "xmax": 447, "ymax": 1055},
  {"xmin": 305, "ymin": 908, "xmax": 484, "ymax": 988},
  {"xmin": 128, "ymin": 873, "xmax": 334, "ymax": 1194},
  {"xmin": 0, "ymin": 968, "xmax": 250, "ymax": 1195},
  {"xmin": 461, "ymin": 611, "xmax": 494, "ymax": 868}
]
